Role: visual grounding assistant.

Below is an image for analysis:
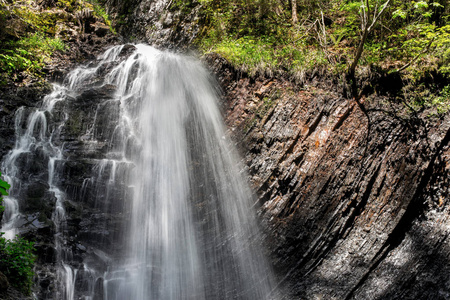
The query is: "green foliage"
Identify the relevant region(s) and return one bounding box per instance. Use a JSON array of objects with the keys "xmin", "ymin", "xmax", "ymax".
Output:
[
  {"xmin": 0, "ymin": 171, "xmax": 10, "ymax": 213},
  {"xmin": 0, "ymin": 0, "xmax": 70, "ymax": 81},
  {"xmin": 56, "ymin": 0, "xmax": 83, "ymax": 11},
  {"xmin": 0, "ymin": 0, "xmax": 115, "ymax": 81},
  {"xmin": 0, "ymin": 32, "xmax": 66, "ymax": 77},
  {"xmin": 0, "ymin": 173, "xmax": 9, "ymax": 197},
  {"xmin": 87, "ymin": 0, "xmax": 116, "ymax": 33},
  {"xmin": 432, "ymin": 85, "xmax": 450, "ymax": 114},
  {"xmin": 192, "ymin": 0, "xmax": 450, "ymax": 112},
  {"xmin": 0, "ymin": 233, "xmax": 36, "ymax": 295},
  {"xmin": 194, "ymin": 0, "xmax": 332, "ymax": 78},
  {"xmin": 195, "ymin": 0, "xmax": 290, "ymax": 41},
  {"xmin": 202, "ymin": 36, "xmax": 277, "ymax": 76},
  {"xmin": 0, "ymin": 173, "xmax": 36, "ymax": 295},
  {"xmin": 201, "ymin": 35, "xmax": 327, "ymax": 77}
]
